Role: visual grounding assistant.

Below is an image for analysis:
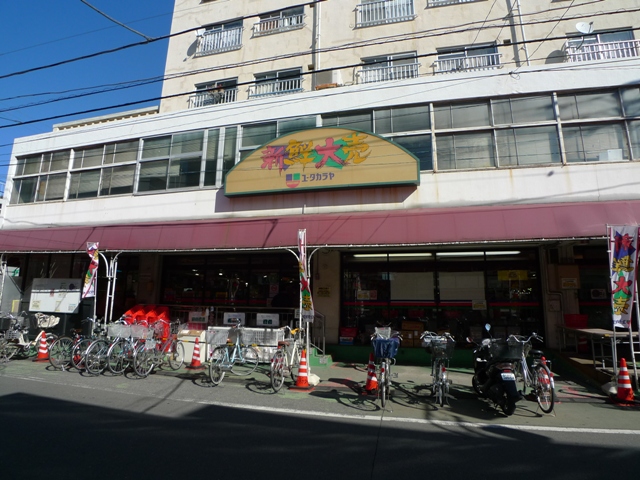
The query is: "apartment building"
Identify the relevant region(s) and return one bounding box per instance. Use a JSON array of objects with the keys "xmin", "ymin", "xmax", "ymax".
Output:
[{"xmin": 3, "ymin": 0, "xmax": 640, "ymax": 347}]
